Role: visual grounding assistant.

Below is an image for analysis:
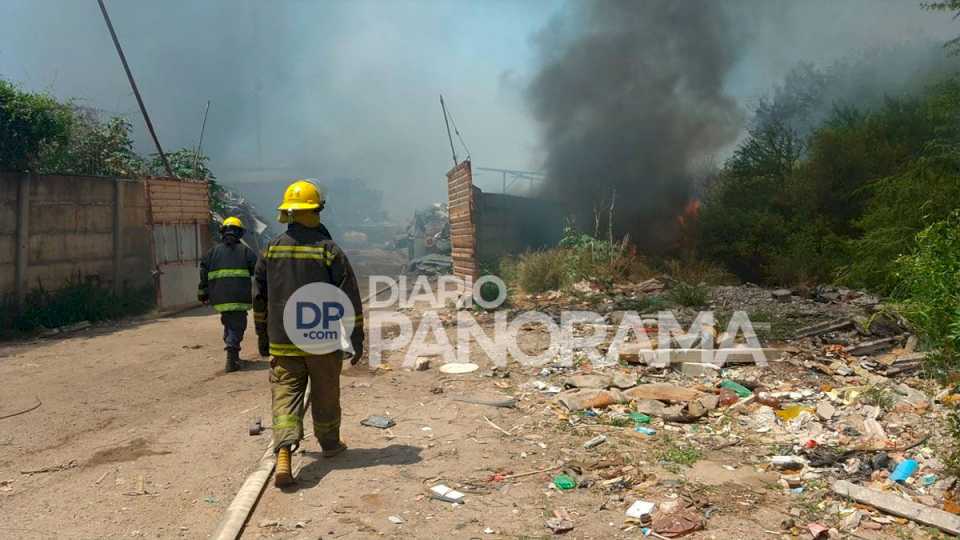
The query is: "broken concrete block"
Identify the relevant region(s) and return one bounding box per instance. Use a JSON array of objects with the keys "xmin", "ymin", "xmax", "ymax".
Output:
[
  {"xmin": 558, "ymin": 388, "xmax": 624, "ymax": 410},
  {"xmin": 686, "ymin": 393, "xmax": 719, "ymax": 418},
  {"xmin": 771, "ymin": 289, "xmax": 793, "ymax": 302},
  {"xmin": 610, "ymin": 372, "xmax": 638, "ymax": 389},
  {"xmin": 633, "ymin": 399, "xmax": 683, "ymax": 418},
  {"xmin": 623, "ymin": 383, "xmax": 704, "ymax": 402},
  {"xmin": 816, "ymin": 401, "xmax": 836, "ymax": 421},
  {"xmin": 562, "ymin": 374, "xmax": 611, "ymax": 389},
  {"xmin": 893, "ymin": 383, "xmax": 927, "ymax": 406},
  {"xmin": 678, "ymin": 362, "xmax": 721, "ymax": 378}
]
